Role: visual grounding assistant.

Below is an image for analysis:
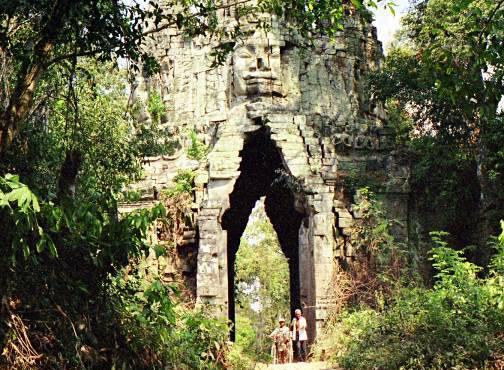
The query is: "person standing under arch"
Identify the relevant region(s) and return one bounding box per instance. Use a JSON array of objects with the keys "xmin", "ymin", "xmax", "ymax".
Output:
[
  {"xmin": 291, "ymin": 308, "xmax": 308, "ymax": 362},
  {"xmin": 270, "ymin": 318, "xmax": 290, "ymax": 364}
]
